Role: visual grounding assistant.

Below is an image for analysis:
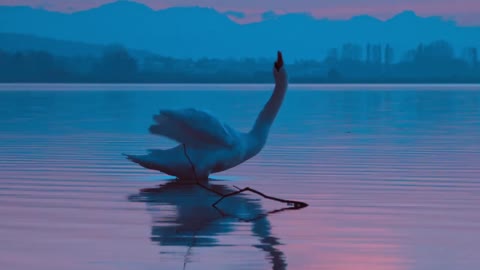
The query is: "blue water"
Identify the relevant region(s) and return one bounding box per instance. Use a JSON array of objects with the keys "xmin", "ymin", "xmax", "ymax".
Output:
[{"xmin": 1, "ymin": 85, "xmax": 479, "ymax": 270}]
